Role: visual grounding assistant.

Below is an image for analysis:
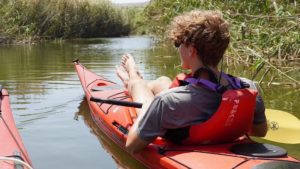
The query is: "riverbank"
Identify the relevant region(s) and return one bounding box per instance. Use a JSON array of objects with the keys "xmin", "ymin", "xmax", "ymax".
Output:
[
  {"xmin": 0, "ymin": 0, "xmax": 132, "ymax": 44},
  {"xmin": 2, "ymin": 0, "xmax": 299, "ymax": 60},
  {"xmin": 1, "ymin": 0, "xmax": 299, "ymax": 85},
  {"xmin": 0, "ymin": 36, "xmax": 39, "ymax": 45}
]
